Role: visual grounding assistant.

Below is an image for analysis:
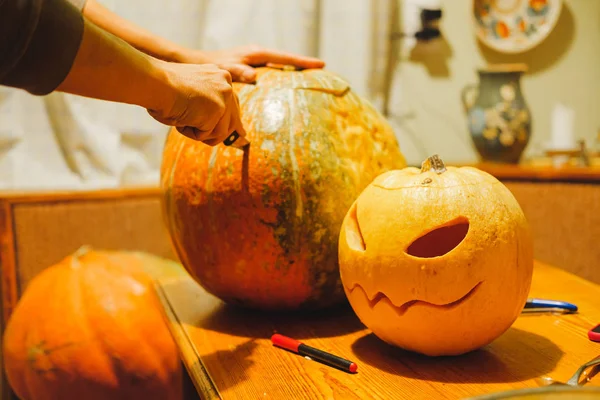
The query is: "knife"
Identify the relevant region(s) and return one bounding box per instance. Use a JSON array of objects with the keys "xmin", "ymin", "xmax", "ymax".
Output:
[{"xmin": 223, "ymin": 131, "xmax": 250, "ymax": 149}]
